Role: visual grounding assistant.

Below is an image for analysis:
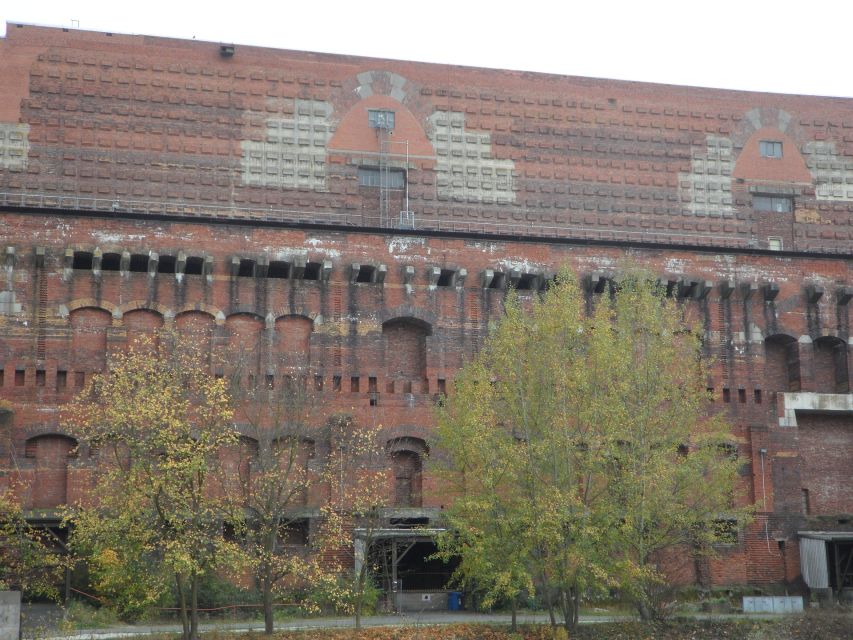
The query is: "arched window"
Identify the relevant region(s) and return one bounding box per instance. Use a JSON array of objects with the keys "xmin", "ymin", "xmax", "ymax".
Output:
[
  {"xmin": 764, "ymin": 335, "xmax": 800, "ymax": 392},
  {"xmin": 388, "ymin": 437, "xmax": 427, "ymax": 508}
]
